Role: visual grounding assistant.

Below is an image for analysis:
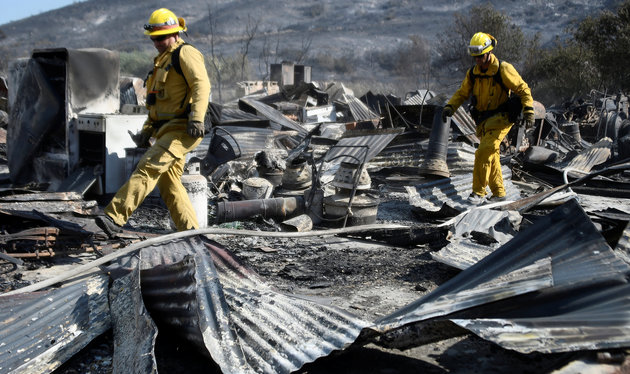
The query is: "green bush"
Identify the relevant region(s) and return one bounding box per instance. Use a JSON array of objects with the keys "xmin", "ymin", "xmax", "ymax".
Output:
[
  {"xmin": 119, "ymin": 50, "xmax": 154, "ymax": 78},
  {"xmin": 573, "ymin": 0, "xmax": 630, "ymax": 93},
  {"xmin": 438, "ymin": 3, "xmax": 538, "ymax": 73},
  {"xmin": 524, "ymin": 38, "xmax": 599, "ymax": 105}
]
